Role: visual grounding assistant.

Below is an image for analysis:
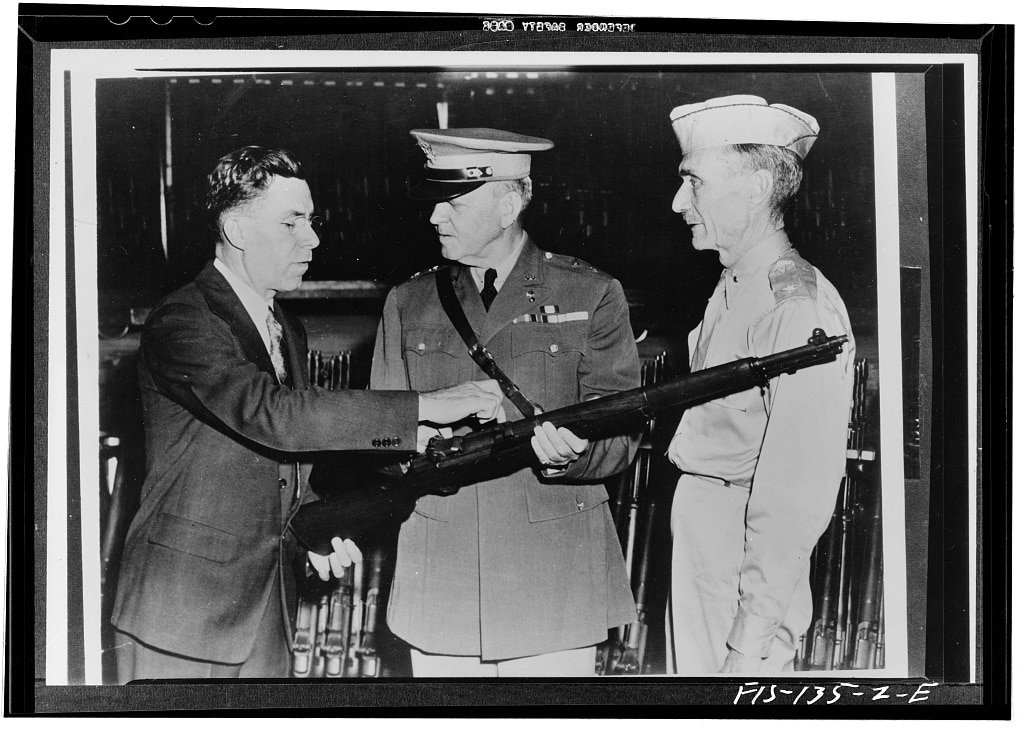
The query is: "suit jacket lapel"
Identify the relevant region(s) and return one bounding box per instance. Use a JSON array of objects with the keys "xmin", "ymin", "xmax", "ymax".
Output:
[
  {"xmin": 480, "ymin": 237, "xmax": 553, "ymax": 345},
  {"xmin": 195, "ymin": 261, "xmax": 278, "ymax": 380}
]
